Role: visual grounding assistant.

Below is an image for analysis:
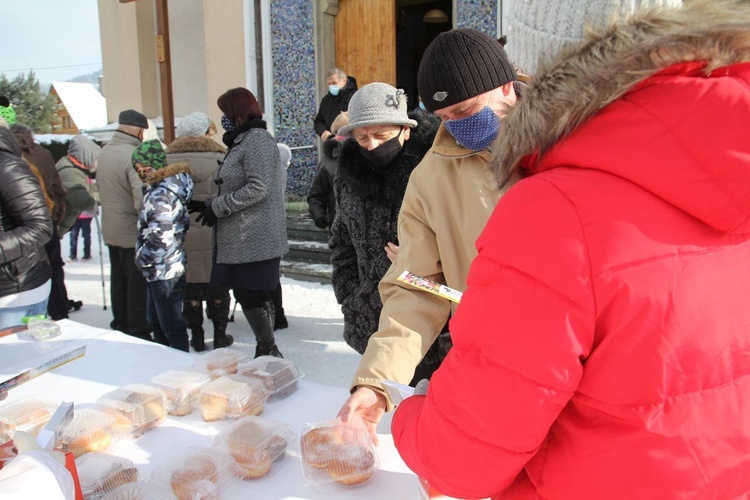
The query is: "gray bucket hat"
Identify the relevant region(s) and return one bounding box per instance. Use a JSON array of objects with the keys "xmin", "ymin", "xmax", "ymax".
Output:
[{"xmin": 338, "ymin": 82, "xmax": 418, "ymax": 136}]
